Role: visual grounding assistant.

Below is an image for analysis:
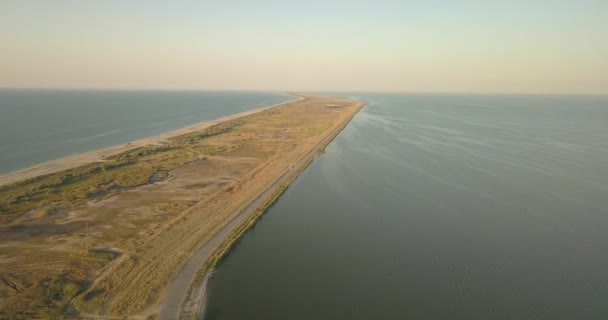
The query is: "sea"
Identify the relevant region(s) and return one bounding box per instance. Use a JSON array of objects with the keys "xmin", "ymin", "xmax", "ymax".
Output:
[
  {"xmin": 0, "ymin": 89, "xmax": 291, "ymax": 175},
  {"xmin": 201, "ymin": 94, "xmax": 608, "ymax": 319}
]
